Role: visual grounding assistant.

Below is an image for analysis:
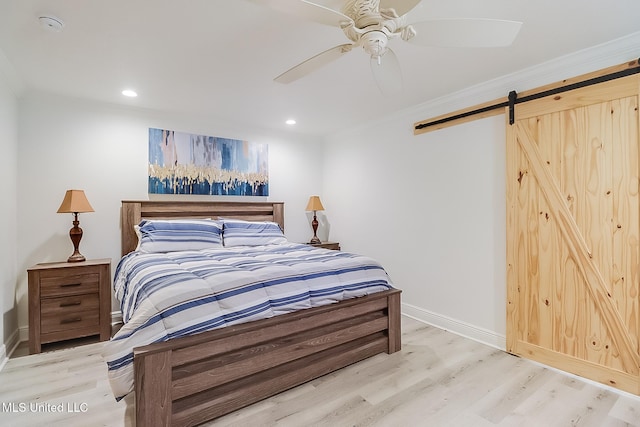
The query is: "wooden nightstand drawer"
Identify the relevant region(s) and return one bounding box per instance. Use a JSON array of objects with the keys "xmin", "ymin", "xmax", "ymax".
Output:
[
  {"xmin": 40, "ymin": 293, "xmax": 100, "ymax": 321},
  {"xmin": 40, "ymin": 316, "xmax": 100, "ymax": 344},
  {"xmin": 28, "ymin": 258, "xmax": 112, "ymax": 354},
  {"xmin": 41, "ymin": 300, "xmax": 100, "ymax": 335},
  {"xmin": 39, "ymin": 272, "xmax": 100, "ymax": 297}
]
